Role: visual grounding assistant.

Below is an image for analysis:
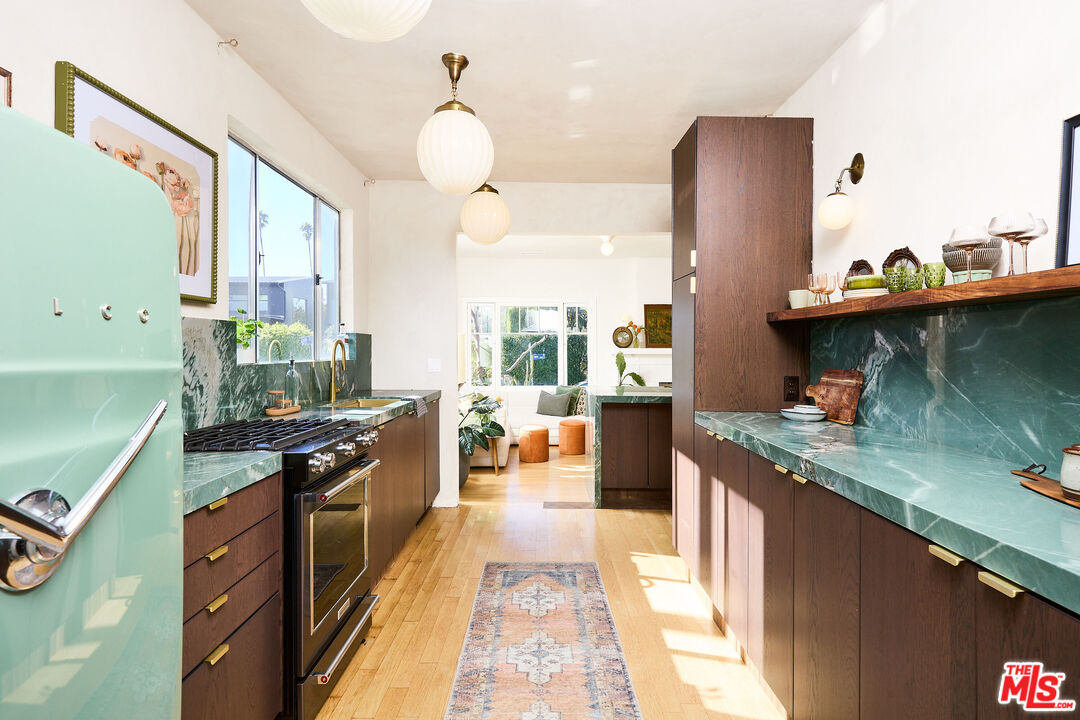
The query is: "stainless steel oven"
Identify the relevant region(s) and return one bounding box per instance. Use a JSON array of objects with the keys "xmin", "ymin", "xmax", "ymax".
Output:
[{"xmin": 296, "ymin": 457, "xmax": 379, "ymax": 671}]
